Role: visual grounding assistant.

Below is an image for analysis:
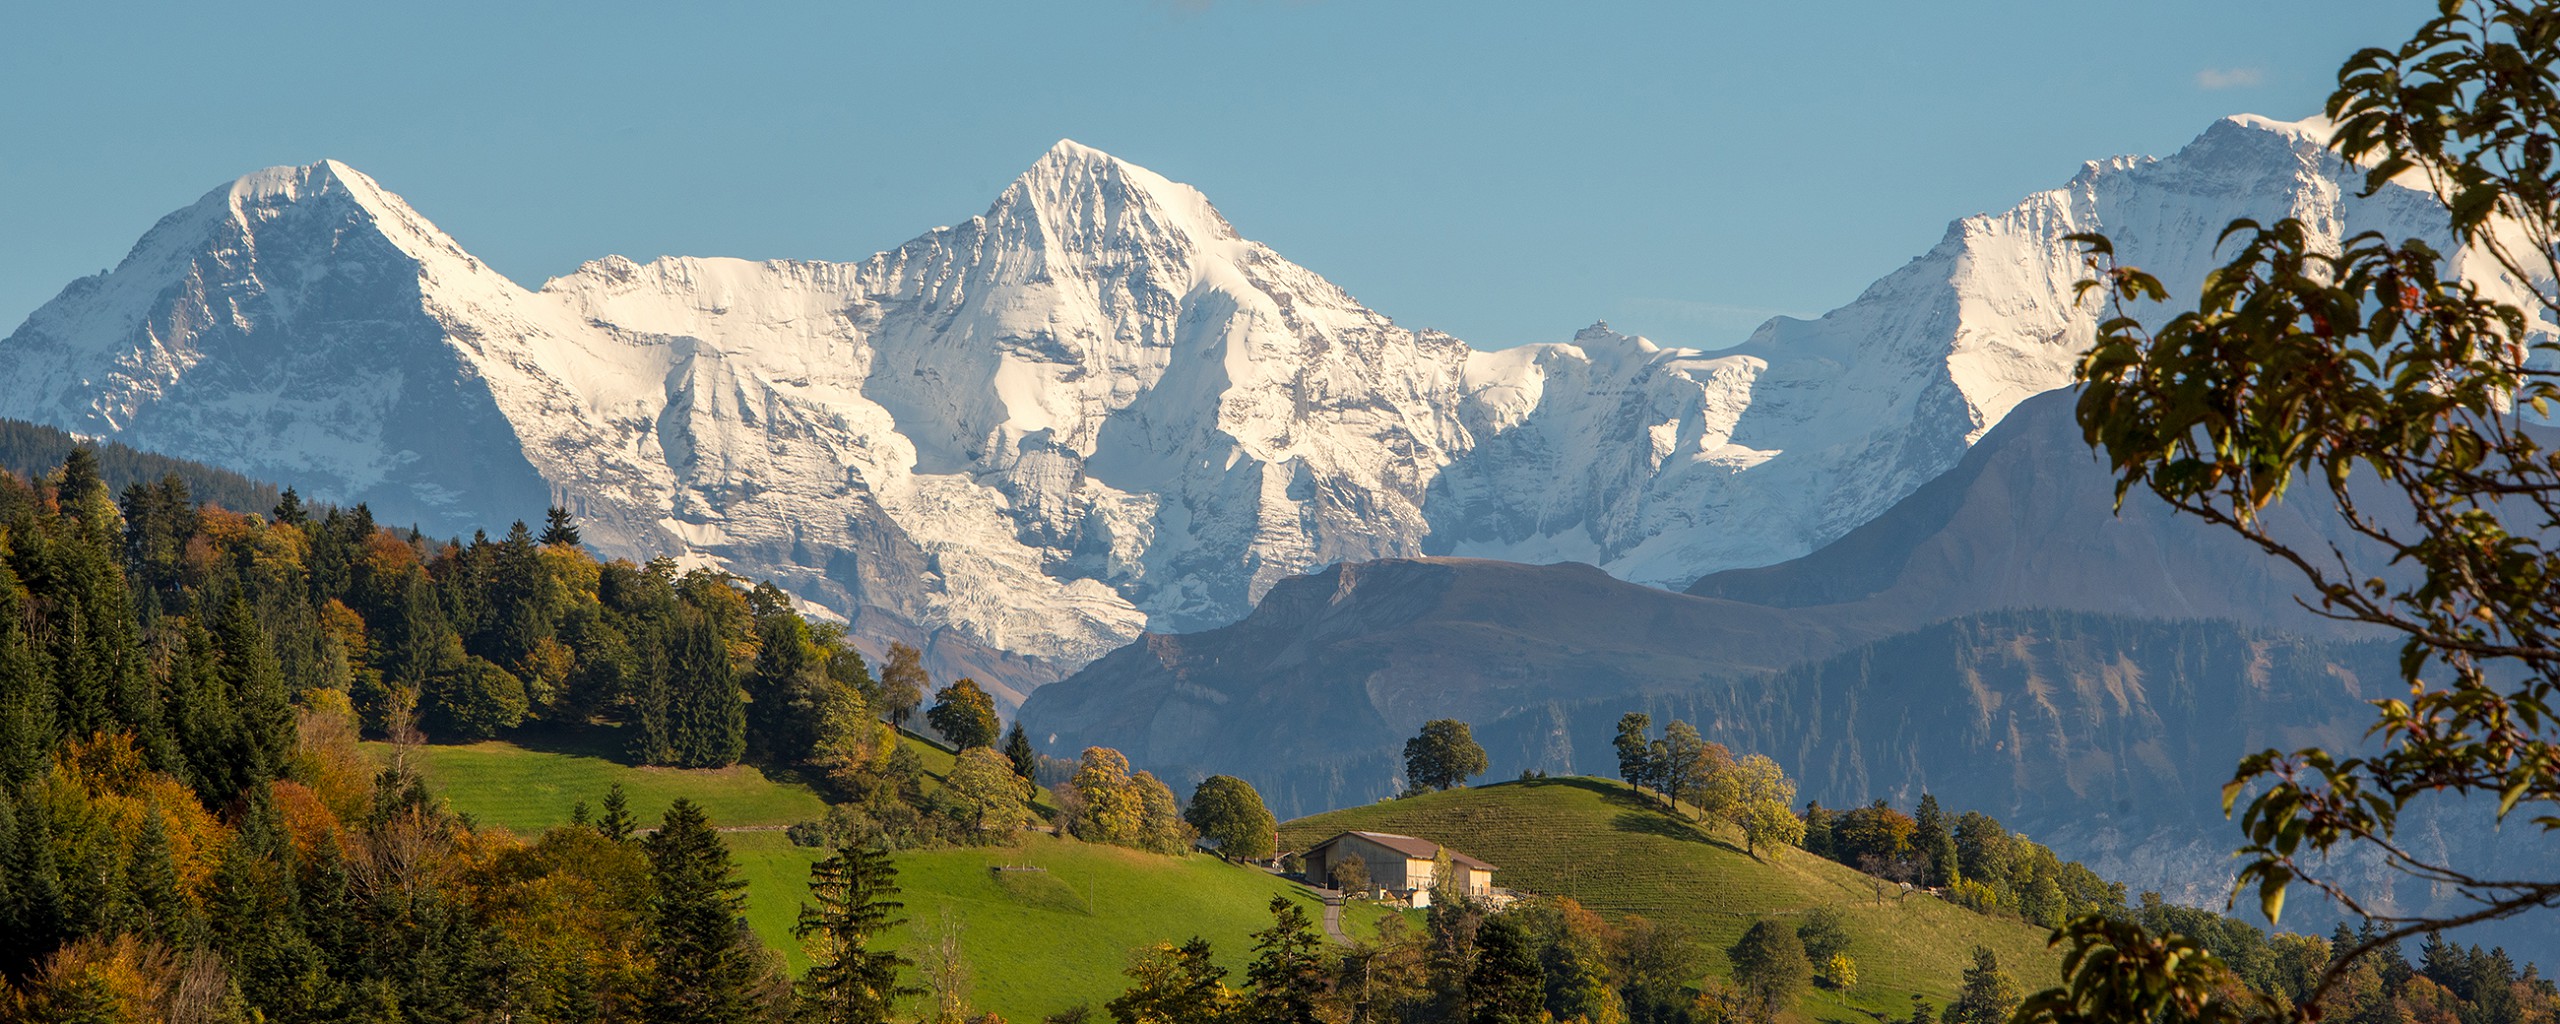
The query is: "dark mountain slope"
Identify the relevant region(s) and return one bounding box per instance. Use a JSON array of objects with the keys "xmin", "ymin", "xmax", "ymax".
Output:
[
  {"xmin": 1685, "ymin": 387, "xmax": 2381, "ymax": 636},
  {"xmin": 1018, "ymin": 557, "xmax": 1858, "ymax": 814}
]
